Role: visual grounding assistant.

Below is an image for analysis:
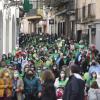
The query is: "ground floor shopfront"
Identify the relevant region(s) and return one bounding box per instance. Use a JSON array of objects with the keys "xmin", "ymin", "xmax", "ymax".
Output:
[
  {"xmin": 44, "ymin": 13, "xmax": 76, "ymax": 38},
  {"xmin": 76, "ymin": 21, "xmax": 100, "ymax": 51}
]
